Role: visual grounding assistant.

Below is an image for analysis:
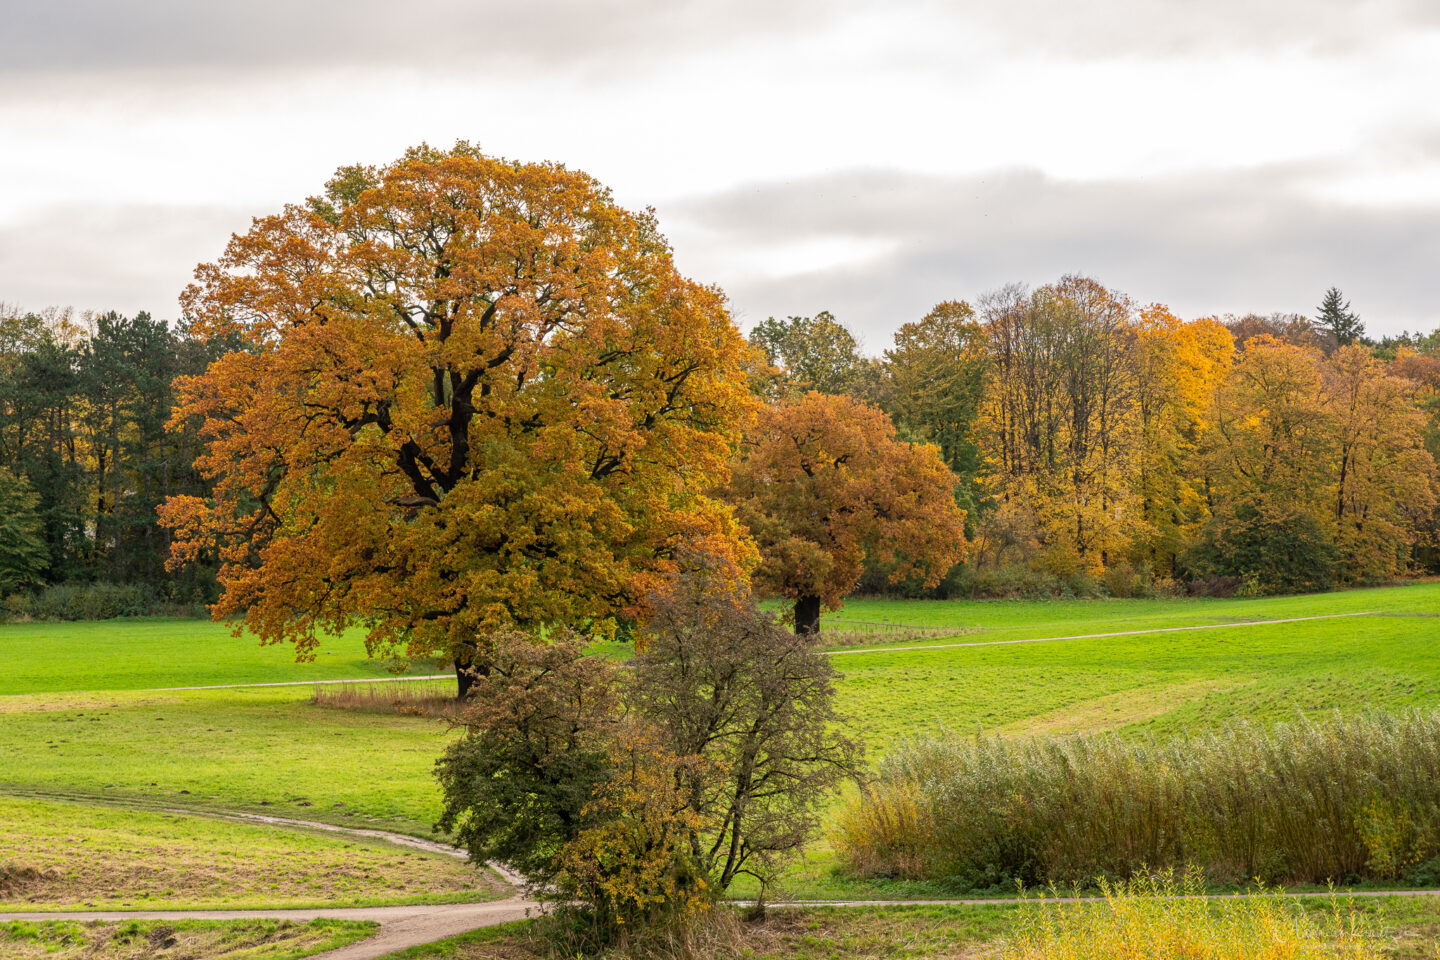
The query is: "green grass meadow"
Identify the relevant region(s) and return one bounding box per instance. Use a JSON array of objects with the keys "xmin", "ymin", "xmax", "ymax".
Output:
[
  {"xmin": 0, "ymin": 619, "xmax": 404, "ymax": 696},
  {"xmin": 1, "ymin": 582, "xmax": 1438, "ymax": 905}
]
